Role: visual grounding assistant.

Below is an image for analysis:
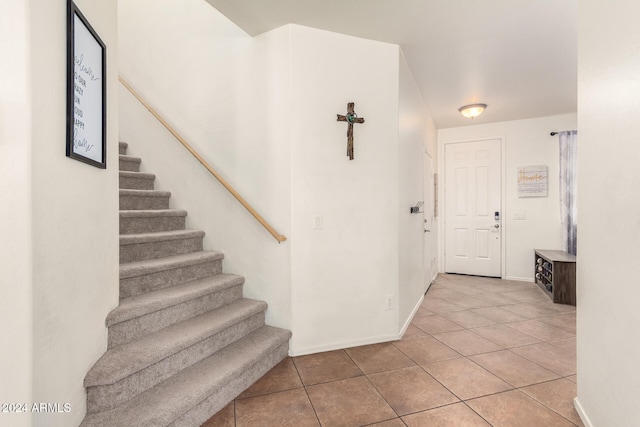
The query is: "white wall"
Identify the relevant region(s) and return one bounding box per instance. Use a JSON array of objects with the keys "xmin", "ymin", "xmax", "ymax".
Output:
[
  {"xmin": 0, "ymin": 1, "xmax": 33, "ymax": 426},
  {"xmin": 30, "ymin": 1, "xmax": 119, "ymax": 426},
  {"xmin": 118, "ymin": 0, "xmax": 293, "ymax": 330},
  {"xmin": 0, "ymin": 1, "xmax": 119, "ymax": 426},
  {"xmin": 575, "ymin": 1, "xmax": 640, "ymax": 425},
  {"xmin": 438, "ymin": 114, "xmax": 577, "ymax": 280},
  {"xmin": 119, "ymin": 1, "xmax": 430, "ymax": 357},
  {"xmin": 398, "ymin": 51, "xmax": 435, "ymax": 326},
  {"xmin": 289, "ymin": 26, "xmax": 402, "ymax": 354}
]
